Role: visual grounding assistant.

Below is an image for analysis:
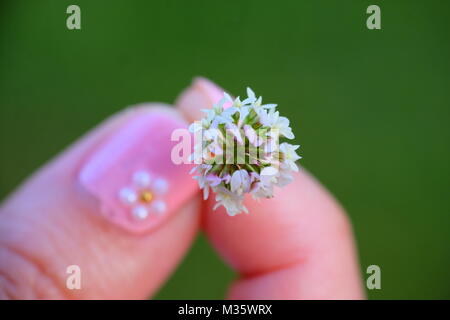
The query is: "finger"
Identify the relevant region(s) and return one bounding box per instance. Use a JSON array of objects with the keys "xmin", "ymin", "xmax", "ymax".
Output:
[
  {"xmin": 208, "ymin": 171, "xmax": 364, "ymax": 299},
  {"xmin": 176, "ymin": 78, "xmax": 365, "ymax": 299},
  {"xmin": 0, "ymin": 104, "xmax": 200, "ymax": 299},
  {"xmin": 177, "ymin": 77, "xmax": 232, "ymax": 122}
]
